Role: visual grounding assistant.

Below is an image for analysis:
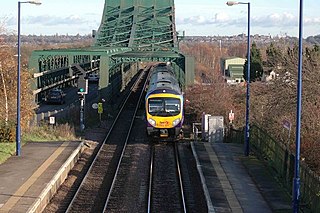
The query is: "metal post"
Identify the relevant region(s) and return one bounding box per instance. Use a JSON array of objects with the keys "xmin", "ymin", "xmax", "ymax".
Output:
[
  {"xmin": 80, "ymin": 96, "xmax": 85, "ymax": 131},
  {"xmin": 16, "ymin": 1, "xmax": 41, "ymax": 156},
  {"xmin": 16, "ymin": 2, "xmax": 22, "ymax": 156},
  {"xmin": 244, "ymin": 2, "xmax": 251, "ymax": 156},
  {"xmin": 226, "ymin": 1, "xmax": 251, "ymax": 156},
  {"xmin": 293, "ymin": 0, "xmax": 303, "ymax": 212}
]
